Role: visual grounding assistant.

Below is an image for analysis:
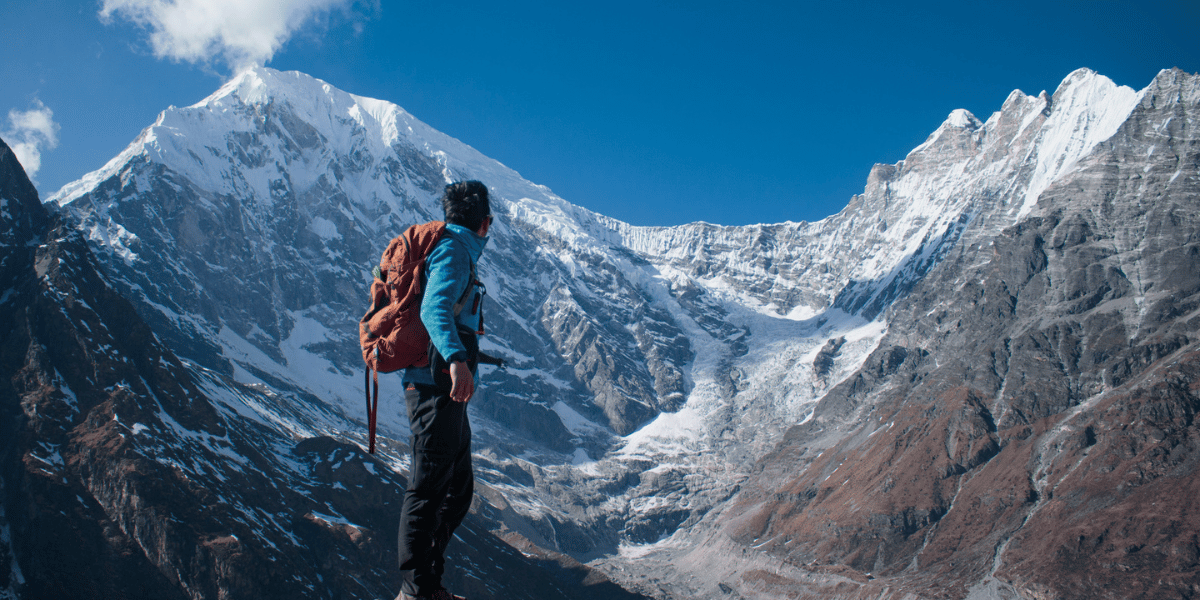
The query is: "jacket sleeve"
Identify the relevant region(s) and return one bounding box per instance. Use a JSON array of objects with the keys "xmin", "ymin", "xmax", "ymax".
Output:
[{"xmin": 420, "ymin": 238, "xmax": 470, "ymax": 363}]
